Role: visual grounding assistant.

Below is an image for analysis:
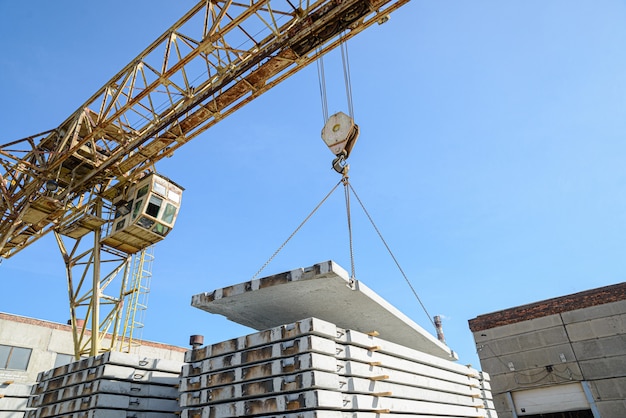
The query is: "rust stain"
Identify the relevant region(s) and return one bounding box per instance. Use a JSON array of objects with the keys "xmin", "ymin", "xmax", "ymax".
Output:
[
  {"xmin": 222, "ymin": 354, "xmax": 234, "ymax": 367},
  {"xmin": 188, "ymin": 364, "xmax": 202, "ymax": 376},
  {"xmin": 258, "ymin": 271, "xmax": 292, "ymax": 289},
  {"xmin": 286, "ymin": 393, "xmax": 306, "ymax": 410},
  {"xmin": 242, "ymin": 379, "xmax": 275, "ymax": 397},
  {"xmin": 187, "ymin": 407, "xmax": 203, "ymax": 418},
  {"xmin": 210, "ymin": 338, "xmax": 238, "ymax": 357},
  {"xmin": 209, "ymin": 370, "xmax": 236, "ymax": 386},
  {"xmin": 220, "ymin": 285, "xmax": 238, "ymax": 298},
  {"xmin": 281, "ymin": 322, "xmax": 303, "ymax": 340},
  {"xmin": 241, "ymin": 346, "xmax": 273, "ymax": 363},
  {"xmin": 42, "ymin": 392, "xmax": 56, "ymax": 404},
  {"xmin": 281, "ymin": 338, "xmax": 302, "ymax": 356},
  {"xmin": 48, "ymin": 378, "xmax": 63, "ymax": 390},
  {"xmin": 246, "ymin": 398, "xmax": 278, "ymax": 415},
  {"xmin": 182, "ymin": 393, "xmax": 201, "ymax": 406},
  {"xmin": 210, "ymin": 385, "xmax": 234, "ymax": 401},
  {"xmin": 281, "ymin": 374, "xmax": 304, "ymax": 392},
  {"xmin": 242, "ymin": 362, "xmax": 273, "ymax": 380},
  {"xmin": 247, "ymin": 329, "xmax": 271, "ymax": 347},
  {"xmin": 187, "ymin": 380, "xmax": 201, "ymax": 390}
]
